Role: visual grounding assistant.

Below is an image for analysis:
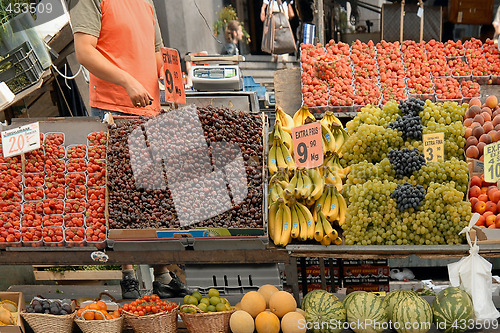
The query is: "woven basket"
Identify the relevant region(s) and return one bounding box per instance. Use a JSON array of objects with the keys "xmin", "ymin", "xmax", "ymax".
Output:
[
  {"xmin": 179, "ymin": 304, "xmax": 235, "ymax": 333},
  {"xmin": 122, "ymin": 306, "xmax": 178, "ymax": 333},
  {"xmin": 75, "ymin": 309, "xmax": 123, "ymax": 333},
  {"xmin": 21, "ymin": 311, "xmax": 76, "ymax": 333}
]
